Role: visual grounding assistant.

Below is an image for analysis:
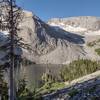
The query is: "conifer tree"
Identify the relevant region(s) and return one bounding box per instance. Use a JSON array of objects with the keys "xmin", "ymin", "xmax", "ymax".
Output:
[{"xmin": 0, "ymin": 0, "xmax": 23, "ymax": 99}]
